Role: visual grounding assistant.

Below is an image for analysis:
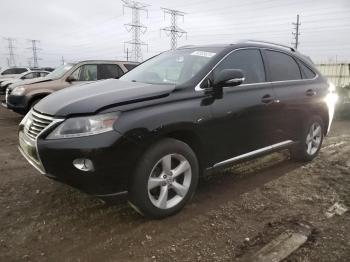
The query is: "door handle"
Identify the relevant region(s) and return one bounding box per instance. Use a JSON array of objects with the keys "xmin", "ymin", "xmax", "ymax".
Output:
[
  {"xmin": 306, "ymin": 89, "xmax": 316, "ymax": 96},
  {"xmin": 261, "ymin": 94, "xmax": 274, "ymax": 104}
]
